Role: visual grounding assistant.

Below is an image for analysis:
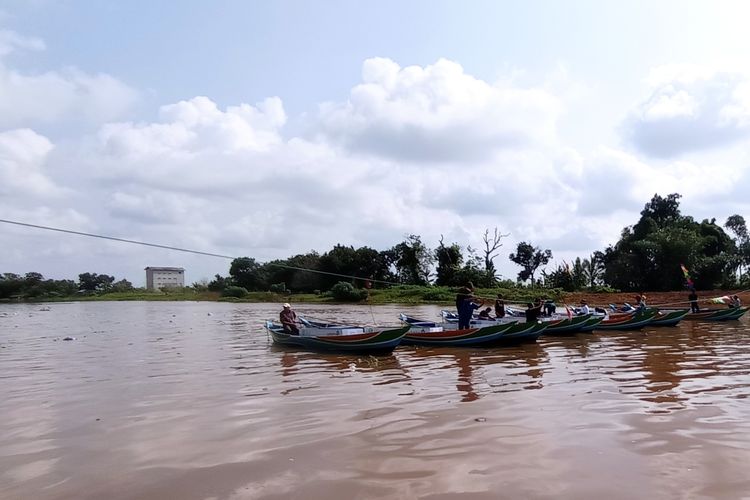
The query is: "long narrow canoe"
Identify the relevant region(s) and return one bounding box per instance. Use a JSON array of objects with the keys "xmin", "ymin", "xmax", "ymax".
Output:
[
  {"xmin": 675, "ymin": 307, "xmax": 748, "ymax": 321},
  {"xmin": 264, "ymin": 321, "xmax": 408, "ymax": 354},
  {"xmin": 401, "ymin": 322, "xmax": 519, "ymax": 347},
  {"xmin": 496, "ymin": 321, "xmax": 548, "ymax": 343},
  {"xmin": 594, "ymin": 309, "xmax": 659, "ymax": 331},
  {"xmin": 649, "ymin": 309, "xmax": 690, "ymax": 327},
  {"xmin": 399, "ymin": 314, "xmax": 523, "ymax": 346},
  {"xmin": 541, "ymin": 314, "xmax": 593, "ymax": 335},
  {"xmin": 726, "ymin": 306, "xmax": 750, "ymax": 320},
  {"xmin": 439, "ymin": 310, "xmax": 588, "ymax": 335},
  {"xmin": 579, "ymin": 316, "xmax": 604, "ymax": 332}
]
